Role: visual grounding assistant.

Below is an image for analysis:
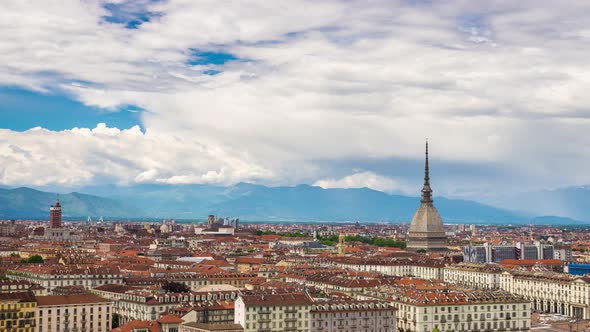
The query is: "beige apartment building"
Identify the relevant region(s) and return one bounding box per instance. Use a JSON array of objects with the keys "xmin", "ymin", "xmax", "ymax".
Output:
[
  {"xmin": 500, "ymin": 270, "xmax": 590, "ymax": 318},
  {"xmin": 36, "ymin": 294, "xmax": 112, "ymax": 332},
  {"xmin": 389, "ymin": 289, "xmax": 531, "ymax": 332},
  {"xmin": 309, "ymin": 299, "xmax": 396, "ymax": 332},
  {"xmin": 234, "ymin": 292, "xmax": 313, "ymax": 332},
  {"xmin": 442, "ymin": 263, "xmax": 504, "ymax": 289}
]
